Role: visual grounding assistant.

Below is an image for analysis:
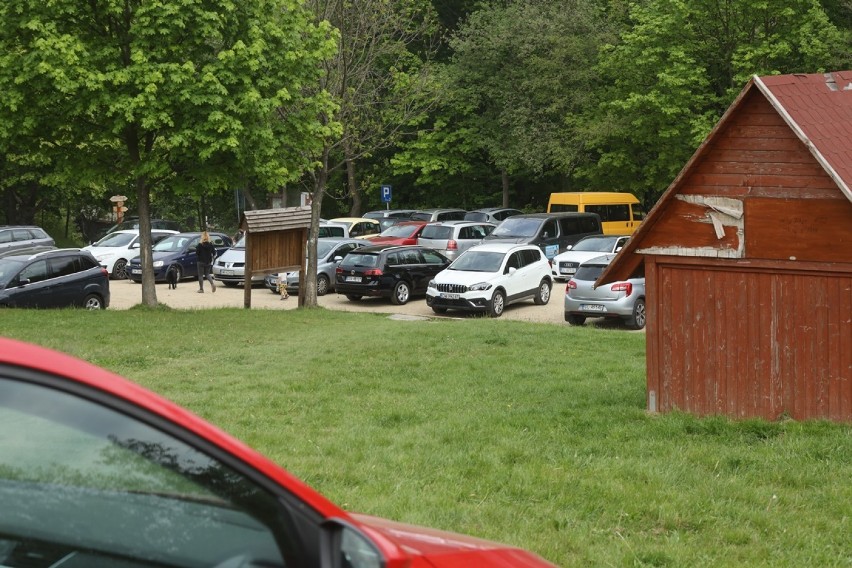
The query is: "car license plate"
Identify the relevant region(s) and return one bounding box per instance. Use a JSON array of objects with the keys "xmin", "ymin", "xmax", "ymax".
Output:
[
  {"xmin": 221, "ymin": 270, "xmax": 234, "ymax": 275},
  {"xmin": 560, "ymin": 267, "xmax": 576, "ymax": 275},
  {"xmin": 580, "ymin": 304, "xmax": 605, "ymax": 312},
  {"xmin": 345, "ymin": 276, "xmax": 361, "ymax": 282},
  {"xmin": 440, "ymin": 293, "xmax": 460, "ymax": 300},
  {"xmin": 131, "ymin": 269, "xmax": 141, "ymax": 275}
]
